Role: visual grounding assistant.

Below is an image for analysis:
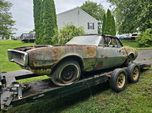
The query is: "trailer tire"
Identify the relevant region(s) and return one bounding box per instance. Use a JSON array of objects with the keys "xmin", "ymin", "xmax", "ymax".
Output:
[
  {"xmin": 127, "ymin": 63, "xmax": 140, "ymax": 83},
  {"xmin": 110, "ymin": 69, "xmax": 127, "ymax": 92},
  {"xmin": 51, "ymin": 60, "xmax": 81, "ymax": 86}
]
